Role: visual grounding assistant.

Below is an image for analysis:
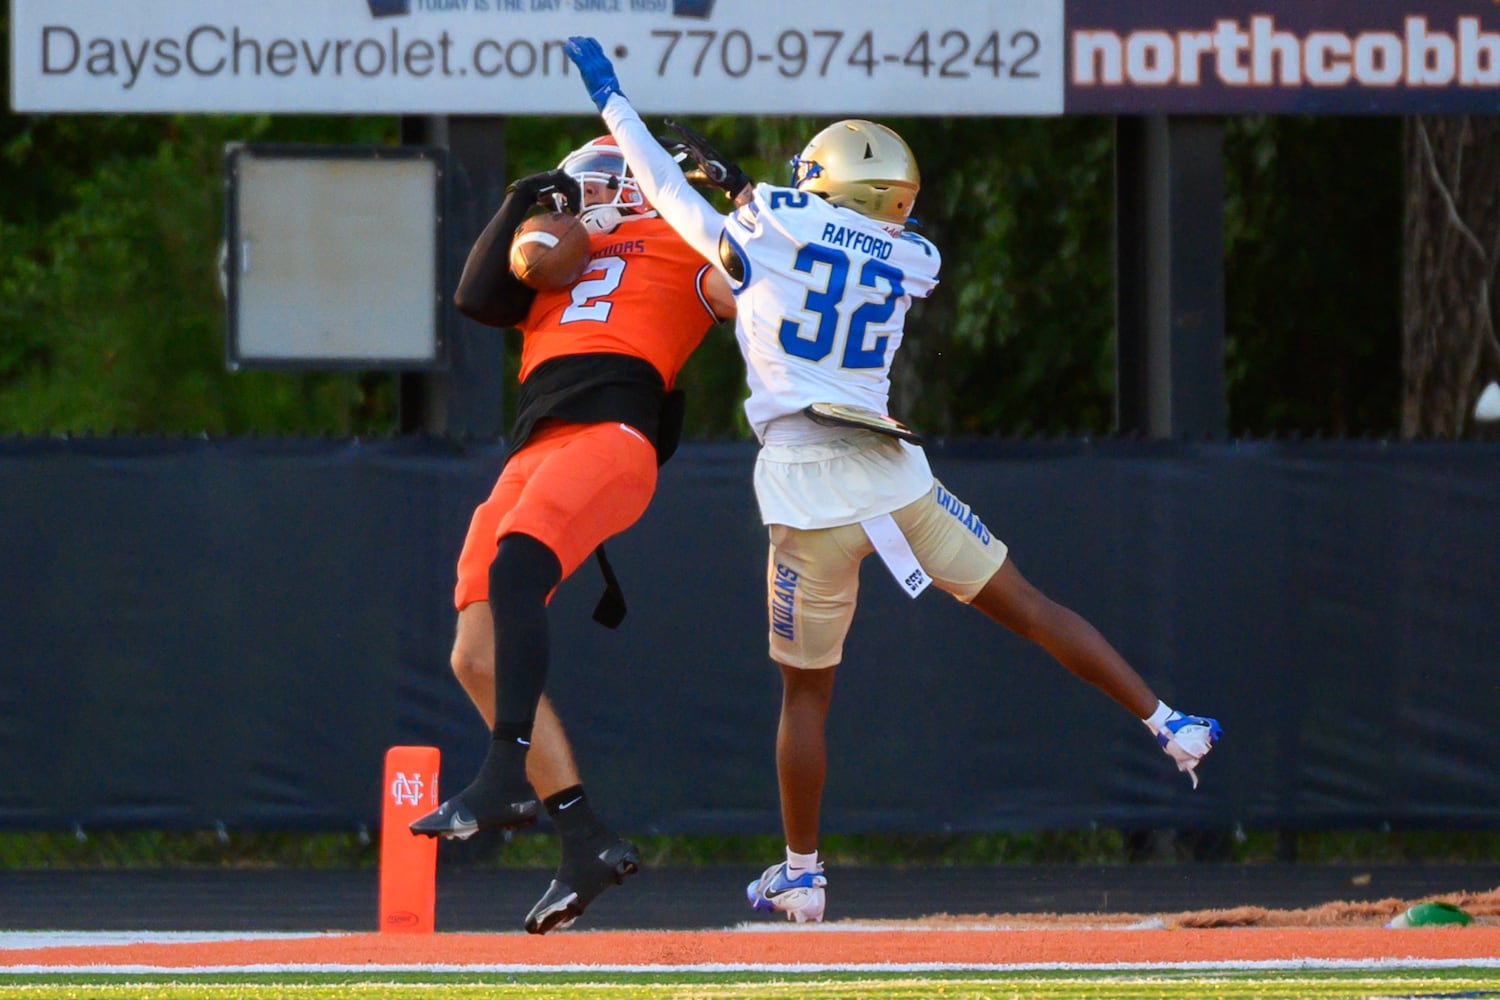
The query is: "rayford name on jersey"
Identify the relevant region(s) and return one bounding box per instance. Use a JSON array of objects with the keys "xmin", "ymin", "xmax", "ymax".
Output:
[{"xmin": 818, "ymin": 223, "xmax": 893, "ymax": 260}]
